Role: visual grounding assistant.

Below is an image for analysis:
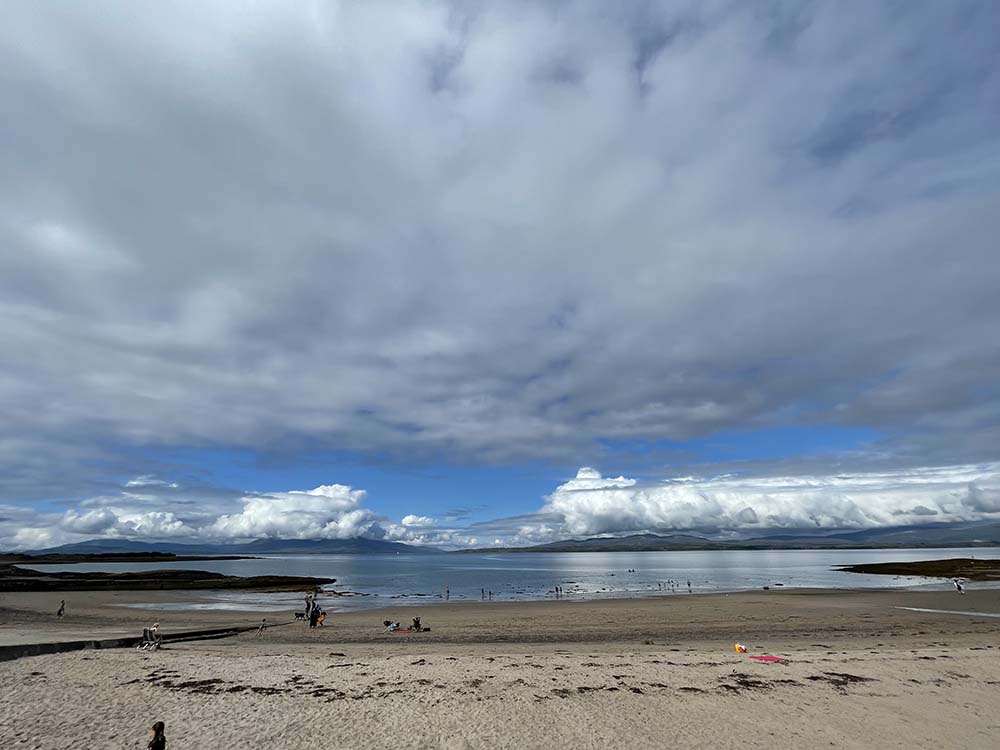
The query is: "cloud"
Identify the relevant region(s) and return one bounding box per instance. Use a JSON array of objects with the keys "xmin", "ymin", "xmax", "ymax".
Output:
[
  {"xmin": 52, "ymin": 506, "xmax": 197, "ymax": 542},
  {"xmin": 115, "ymin": 511, "xmax": 197, "ymax": 538},
  {"xmin": 0, "ymin": 471, "xmax": 548, "ymax": 550},
  {"xmin": 0, "ymin": 478, "xmax": 383, "ymax": 549},
  {"xmin": 543, "ymin": 464, "xmax": 1000, "ymax": 537},
  {"xmin": 3, "ymin": 461, "xmax": 1000, "ymax": 550},
  {"xmin": 60, "ymin": 508, "xmax": 118, "ymax": 535},
  {"xmin": 207, "ymin": 485, "xmax": 380, "ymax": 541},
  {"xmin": 0, "ymin": 2, "xmax": 996, "ymax": 506},
  {"xmin": 401, "ymin": 515, "xmax": 435, "ymax": 527},
  {"xmin": 125, "ymin": 476, "xmax": 178, "ymax": 488}
]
